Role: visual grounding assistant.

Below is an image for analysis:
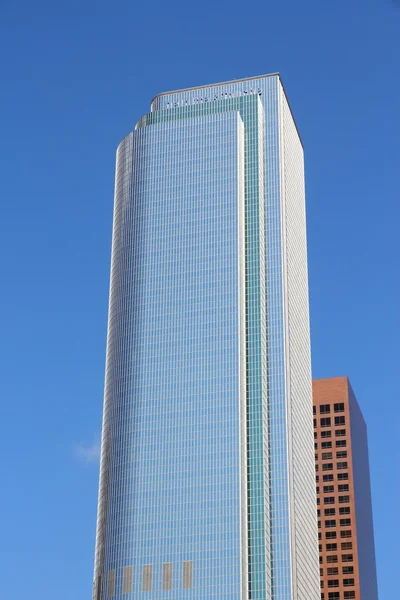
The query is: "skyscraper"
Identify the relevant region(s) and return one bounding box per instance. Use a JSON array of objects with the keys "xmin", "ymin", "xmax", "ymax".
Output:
[
  {"xmin": 313, "ymin": 376, "xmax": 379, "ymax": 600},
  {"xmin": 93, "ymin": 74, "xmax": 320, "ymax": 600}
]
